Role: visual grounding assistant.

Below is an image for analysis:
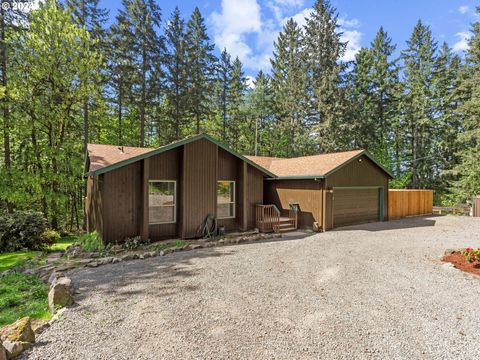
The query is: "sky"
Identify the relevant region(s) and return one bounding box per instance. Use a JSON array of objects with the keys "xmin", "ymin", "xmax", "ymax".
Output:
[{"xmin": 99, "ymin": 0, "xmax": 479, "ymax": 77}]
